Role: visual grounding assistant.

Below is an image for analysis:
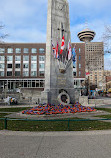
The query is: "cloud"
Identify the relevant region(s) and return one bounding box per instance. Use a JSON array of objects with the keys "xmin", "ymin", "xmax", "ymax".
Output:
[
  {"xmin": 0, "ymin": 0, "xmax": 47, "ymax": 42},
  {"xmin": 0, "ymin": 0, "xmax": 111, "ymax": 69},
  {"xmin": 4, "ymin": 28, "xmax": 46, "ymax": 43}
]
